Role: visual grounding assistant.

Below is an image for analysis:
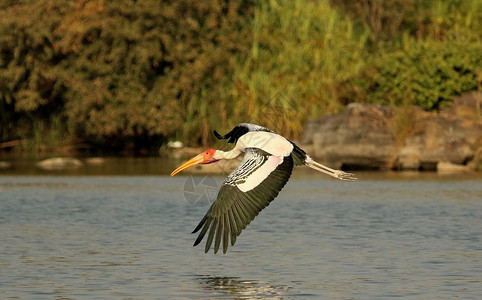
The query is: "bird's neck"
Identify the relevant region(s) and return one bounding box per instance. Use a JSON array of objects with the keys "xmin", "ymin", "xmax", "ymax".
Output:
[{"xmin": 214, "ymin": 149, "xmax": 241, "ymax": 160}]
